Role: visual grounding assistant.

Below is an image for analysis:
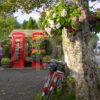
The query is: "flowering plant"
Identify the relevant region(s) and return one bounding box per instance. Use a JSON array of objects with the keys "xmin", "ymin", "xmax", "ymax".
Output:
[
  {"xmin": 42, "ymin": 56, "xmax": 50, "ymax": 62},
  {"xmin": 32, "ymin": 49, "xmax": 45, "ymax": 54},
  {"xmin": 88, "ymin": 9, "xmax": 100, "ymax": 32},
  {"xmin": 39, "ymin": 0, "xmax": 86, "ymax": 36},
  {"xmin": 32, "ymin": 35, "xmax": 47, "ymax": 56},
  {"xmin": 32, "ymin": 35, "xmax": 46, "ymax": 41}
]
